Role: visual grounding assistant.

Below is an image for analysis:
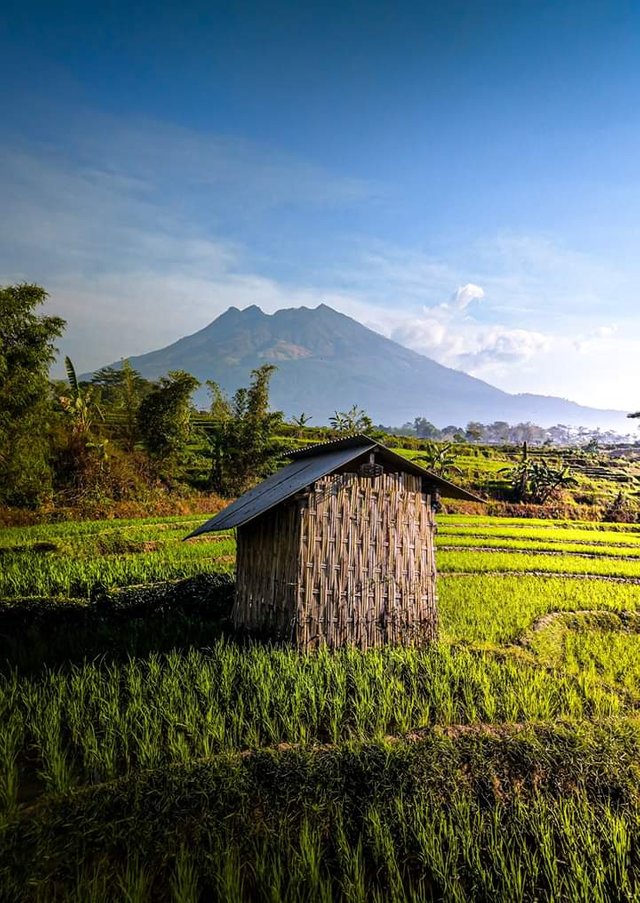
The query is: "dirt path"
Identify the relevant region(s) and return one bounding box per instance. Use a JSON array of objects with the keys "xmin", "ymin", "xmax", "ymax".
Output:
[{"xmin": 441, "ymin": 570, "xmax": 640, "ymax": 584}]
